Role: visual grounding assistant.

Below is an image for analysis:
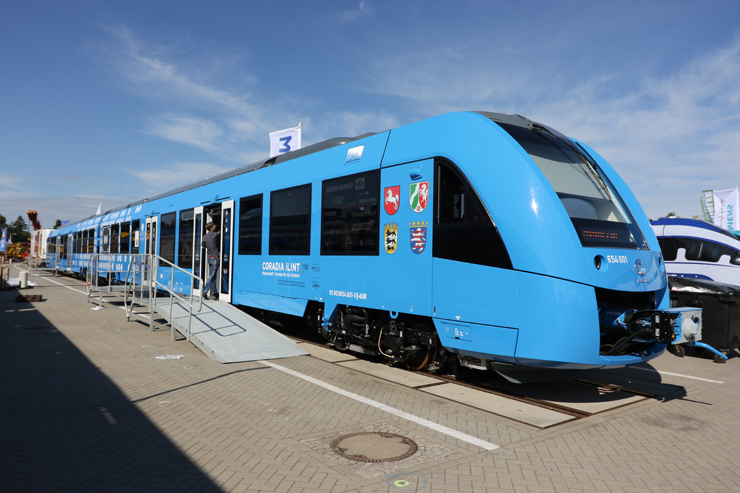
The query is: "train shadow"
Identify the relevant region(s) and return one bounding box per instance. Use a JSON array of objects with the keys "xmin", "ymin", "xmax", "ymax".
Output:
[
  {"xmin": 242, "ymin": 307, "xmax": 689, "ymax": 411},
  {"xmin": 0, "ymin": 288, "xmax": 224, "ymax": 493}
]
